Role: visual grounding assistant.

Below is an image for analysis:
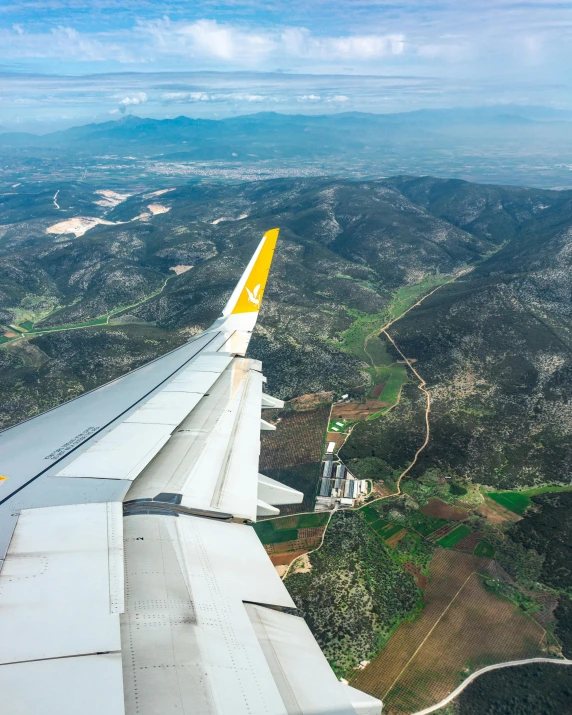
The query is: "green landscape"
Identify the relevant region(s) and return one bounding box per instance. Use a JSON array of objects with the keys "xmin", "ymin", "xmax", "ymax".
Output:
[{"xmin": 3, "ymin": 173, "xmax": 572, "ymax": 712}]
